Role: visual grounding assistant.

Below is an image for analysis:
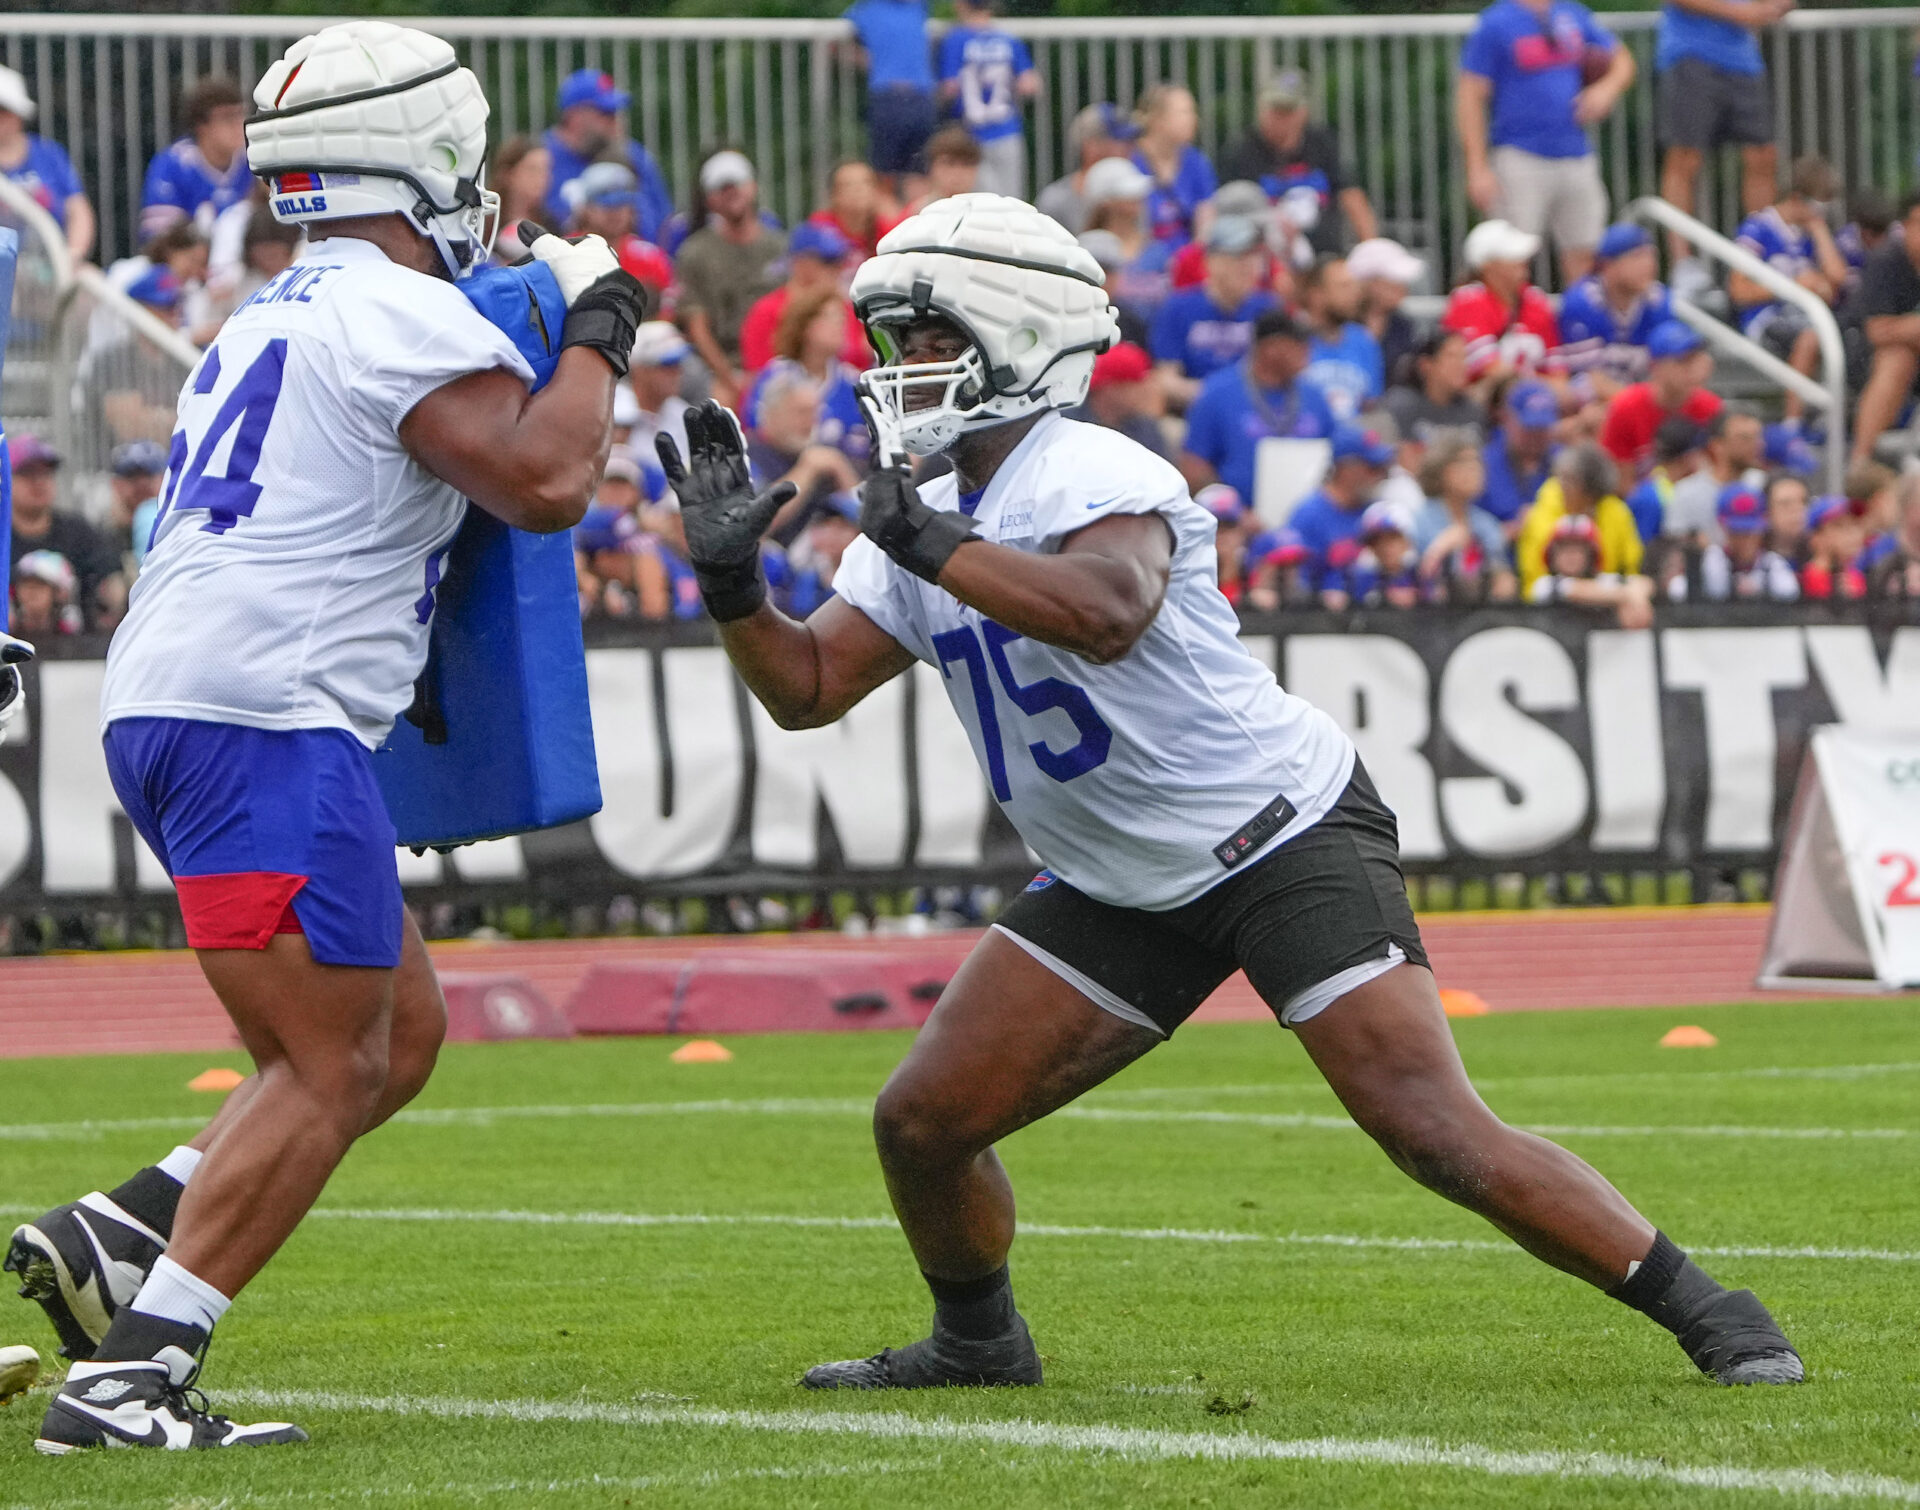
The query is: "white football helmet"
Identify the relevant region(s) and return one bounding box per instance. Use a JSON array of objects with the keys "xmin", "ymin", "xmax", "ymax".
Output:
[
  {"xmin": 247, "ymin": 21, "xmax": 496, "ymax": 278},
  {"xmin": 850, "ymin": 194, "xmax": 1120, "ymax": 456}
]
